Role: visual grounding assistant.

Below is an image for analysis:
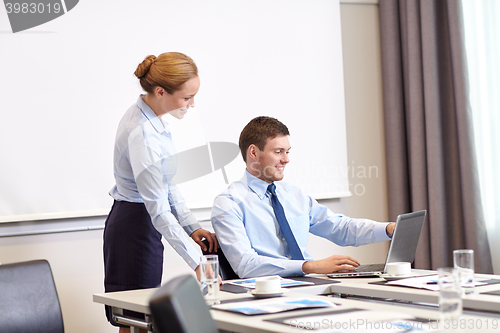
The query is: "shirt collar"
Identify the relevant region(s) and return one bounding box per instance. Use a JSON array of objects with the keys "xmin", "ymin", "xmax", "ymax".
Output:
[
  {"xmin": 244, "ymin": 170, "xmax": 274, "ymax": 199},
  {"xmin": 137, "ymin": 95, "xmax": 170, "ymax": 134}
]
